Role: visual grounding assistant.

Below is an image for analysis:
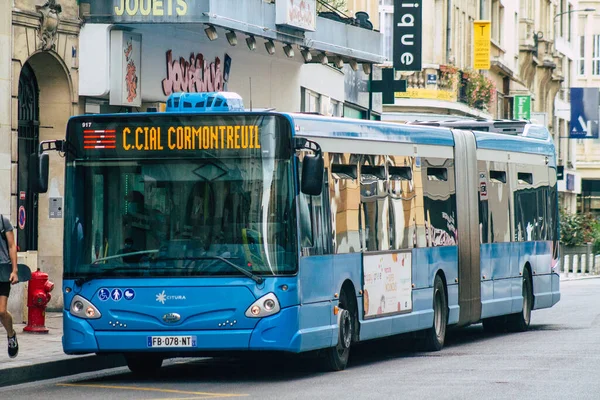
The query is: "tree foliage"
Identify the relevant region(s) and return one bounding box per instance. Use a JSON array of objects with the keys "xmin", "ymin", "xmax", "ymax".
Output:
[
  {"xmin": 317, "ymin": 0, "xmax": 348, "ymax": 14},
  {"xmin": 559, "ymin": 209, "xmax": 599, "ymax": 247}
]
